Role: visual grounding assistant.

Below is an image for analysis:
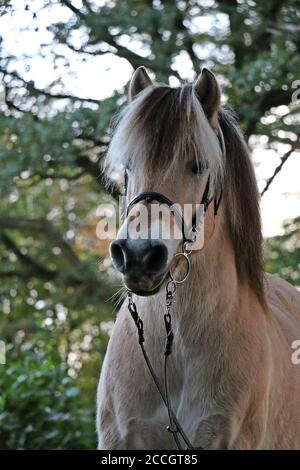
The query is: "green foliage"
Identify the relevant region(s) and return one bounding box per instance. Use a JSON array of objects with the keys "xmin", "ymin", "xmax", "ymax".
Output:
[
  {"xmin": 0, "ymin": 342, "xmax": 95, "ymax": 449},
  {"xmin": 0, "ymin": 265, "xmax": 112, "ymax": 449},
  {"xmin": 265, "ymin": 218, "xmax": 300, "ymax": 286}
]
